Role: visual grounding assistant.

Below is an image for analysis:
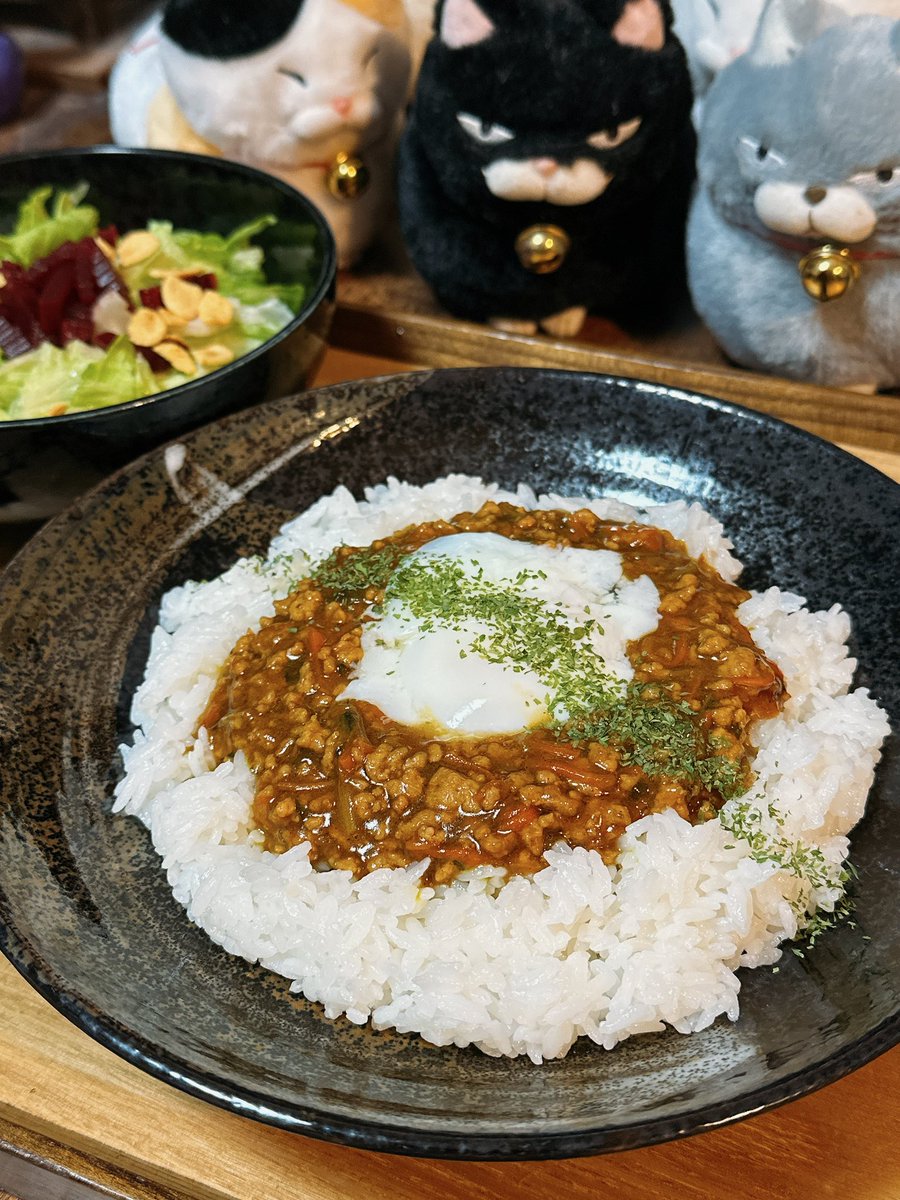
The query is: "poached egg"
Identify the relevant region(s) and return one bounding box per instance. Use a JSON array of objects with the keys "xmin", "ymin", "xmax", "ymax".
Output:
[{"xmin": 341, "ymin": 532, "xmax": 660, "ymax": 736}]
